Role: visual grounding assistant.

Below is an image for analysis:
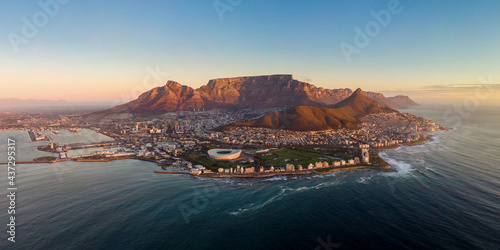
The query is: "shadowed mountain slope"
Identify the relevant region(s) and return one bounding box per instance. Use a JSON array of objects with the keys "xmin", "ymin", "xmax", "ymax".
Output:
[{"xmin": 227, "ymin": 88, "xmax": 396, "ymax": 131}]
